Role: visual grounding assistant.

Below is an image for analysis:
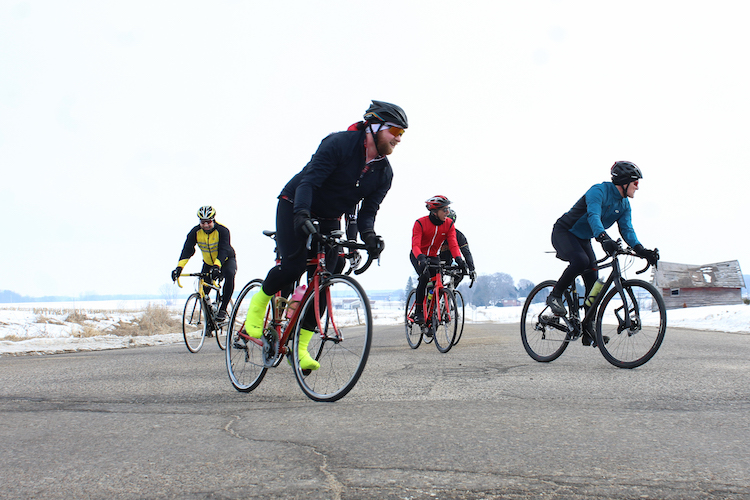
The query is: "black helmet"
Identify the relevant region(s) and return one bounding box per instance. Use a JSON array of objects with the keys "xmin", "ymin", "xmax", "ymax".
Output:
[
  {"xmin": 611, "ymin": 161, "xmax": 642, "ymax": 185},
  {"xmin": 446, "ymin": 208, "xmax": 457, "ymax": 222},
  {"xmin": 363, "ymin": 100, "xmax": 408, "ymax": 129}
]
